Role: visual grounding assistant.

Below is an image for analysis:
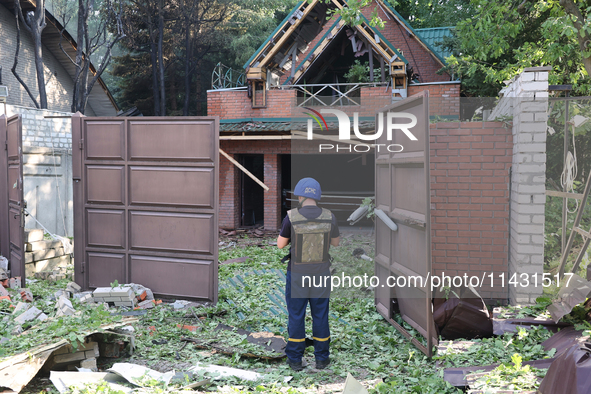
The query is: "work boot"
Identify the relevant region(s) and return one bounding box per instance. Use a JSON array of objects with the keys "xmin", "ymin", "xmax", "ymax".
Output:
[
  {"xmin": 316, "ymin": 357, "xmax": 330, "ymax": 370},
  {"xmin": 287, "ymin": 359, "xmax": 304, "ymax": 371}
]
